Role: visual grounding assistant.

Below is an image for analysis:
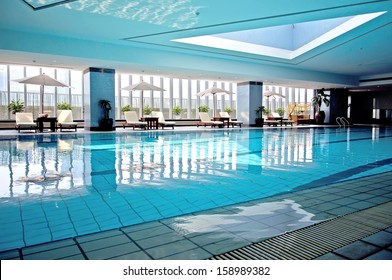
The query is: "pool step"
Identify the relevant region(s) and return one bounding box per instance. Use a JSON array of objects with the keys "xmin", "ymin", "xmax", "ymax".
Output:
[{"xmin": 209, "ymin": 201, "xmax": 392, "ymax": 260}]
